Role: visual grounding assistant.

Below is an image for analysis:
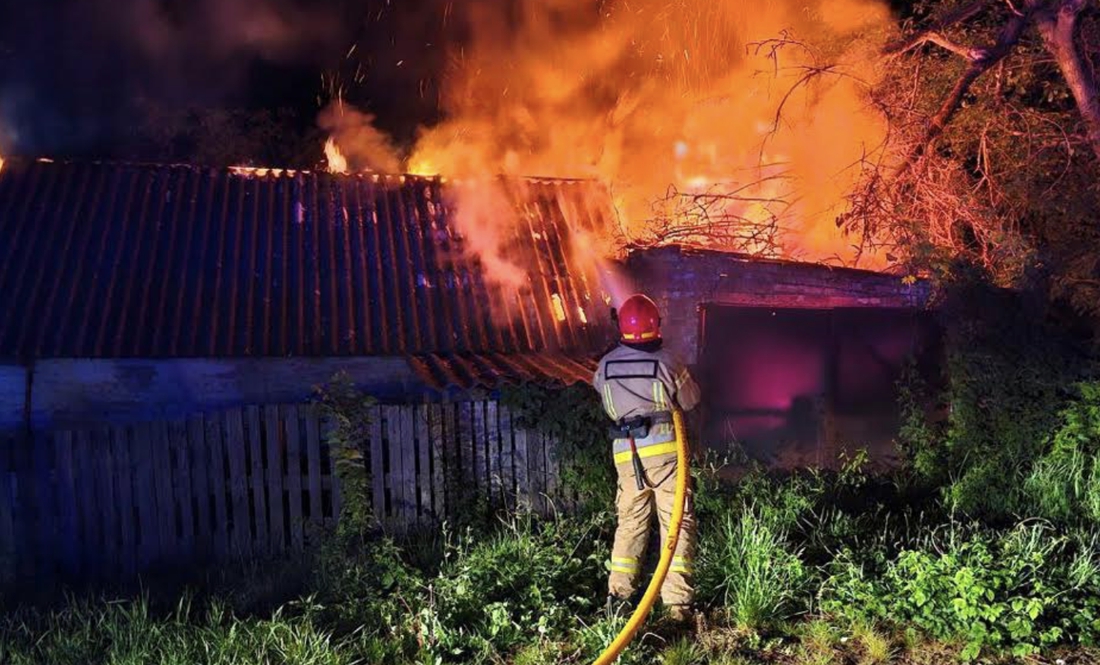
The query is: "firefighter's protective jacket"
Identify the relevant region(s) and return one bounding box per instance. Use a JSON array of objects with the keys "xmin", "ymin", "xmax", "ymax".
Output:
[
  {"xmin": 595, "ymin": 342, "xmax": 702, "ymax": 608},
  {"xmin": 593, "ymin": 344, "xmax": 701, "ymax": 464}
]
